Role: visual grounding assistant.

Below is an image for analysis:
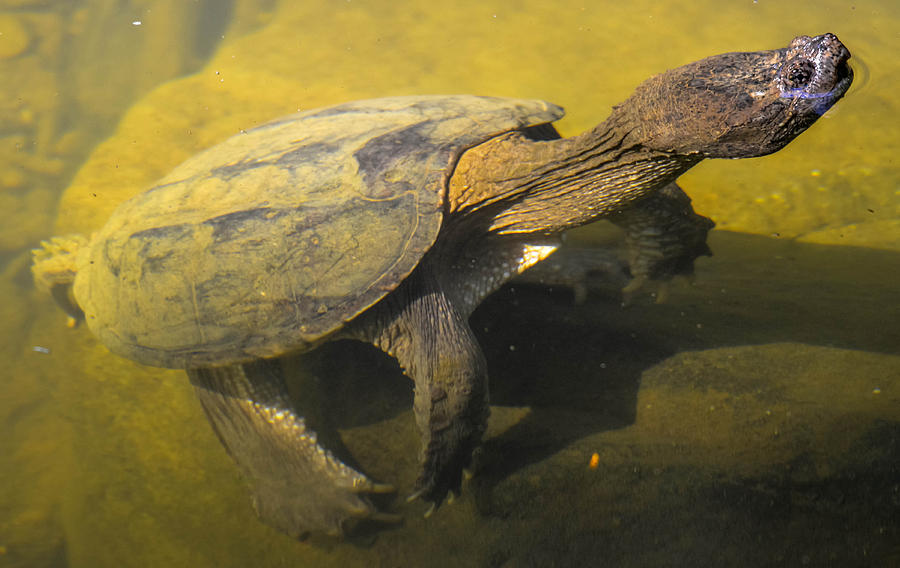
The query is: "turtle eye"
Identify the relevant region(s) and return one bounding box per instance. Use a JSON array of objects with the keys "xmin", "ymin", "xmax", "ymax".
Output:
[{"xmin": 783, "ymin": 60, "xmax": 815, "ymax": 89}]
